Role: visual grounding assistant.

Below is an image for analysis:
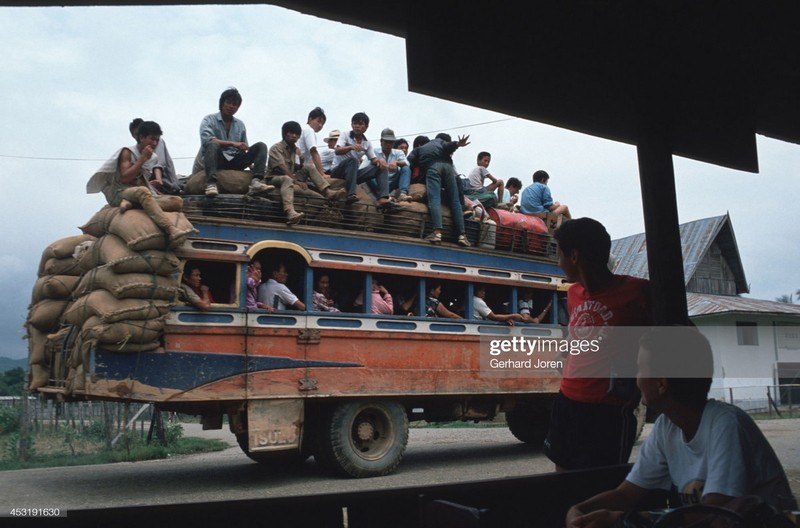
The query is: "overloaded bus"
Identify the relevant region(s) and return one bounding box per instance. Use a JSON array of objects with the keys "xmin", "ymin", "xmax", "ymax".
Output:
[{"xmin": 29, "ymin": 186, "xmax": 568, "ymax": 477}]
